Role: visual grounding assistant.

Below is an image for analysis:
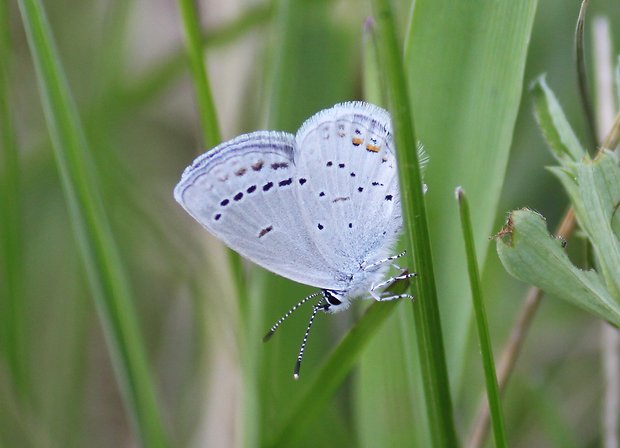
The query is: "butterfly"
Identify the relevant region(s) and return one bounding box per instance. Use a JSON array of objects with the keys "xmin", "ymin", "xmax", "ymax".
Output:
[{"xmin": 174, "ymin": 102, "xmax": 422, "ymax": 378}]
